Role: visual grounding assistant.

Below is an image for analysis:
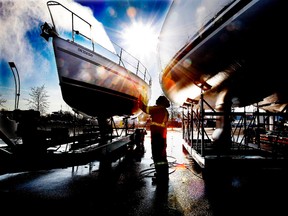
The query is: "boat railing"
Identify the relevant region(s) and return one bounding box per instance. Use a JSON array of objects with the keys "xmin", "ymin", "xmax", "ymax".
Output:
[
  {"xmin": 46, "ymin": 1, "xmax": 151, "ymax": 86},
  {"xmin": 111, "ymin": 41, "xmax": 151, "ymax": 86}
]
